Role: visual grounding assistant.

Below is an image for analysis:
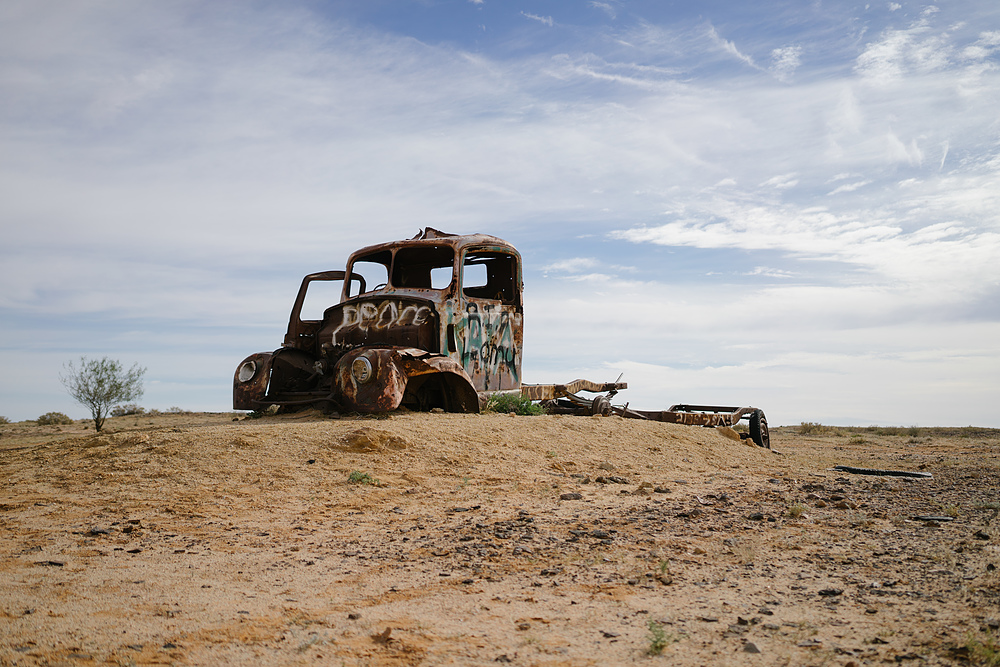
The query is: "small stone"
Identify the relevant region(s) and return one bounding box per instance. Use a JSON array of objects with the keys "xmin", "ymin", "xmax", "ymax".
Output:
[
  {"xmin": 348, "ymin": 612, "xmax": 361, "ymax": 620},
  {"xmin": 815, "ymin": 500, "xmax": 828, "ymax": 508},
  {"xmin": 818, "ymin": 588, "xmax": 843, "ymax": 596},
  {"xmin": 973, "ymin": 530, "xmax": 991, "ymax": 540},
  {"xmin": 654, "ymin": 486, "xmax": 671, "ymax": 494},
  {"xmin": 744, "ymin": 641, "xmax": 762, "ymax": 653},
  {"xmin": 748, "ymin": 513, "xmax": 765, "ymax": 521},
  {"xmin": 517, "ymin": 622, "xmax": 531, "ymax": 631},
  {"xmin": 559, "ymin": 493, "xmax": 583, "ymax": 501}
]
